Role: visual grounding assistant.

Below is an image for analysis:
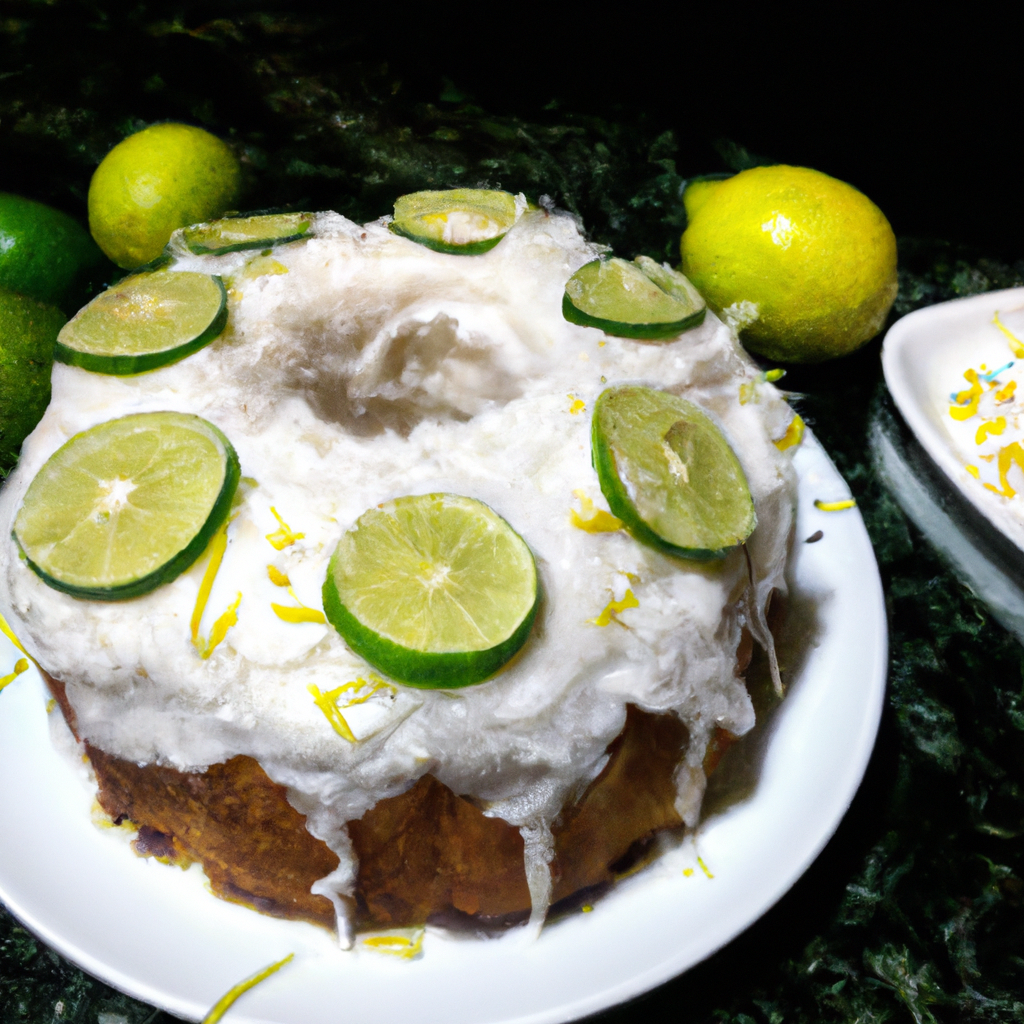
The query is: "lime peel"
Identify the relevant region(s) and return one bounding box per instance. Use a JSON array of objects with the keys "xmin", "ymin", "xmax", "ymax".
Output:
[
  {"xmin": 183, "ymin": 212, "xmax": 313, "ymax": 256},
  {"xmin": 265, "ymin": 507, "xmax": 304, "ymax": 550},
  {"xmin": 589, "ymin": 589, "xmax": 639, "ymax": 627},
  {"xmin": 0, "ymin": 657, "xmax": 29, "ymax": 693},
  {"xmin": 201, "ymin": 953, "xmax": 294, "ymax": 1024},
  {"xmin": 390, "ymin": 189, "xmax": 523, "ymax": 255}
]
